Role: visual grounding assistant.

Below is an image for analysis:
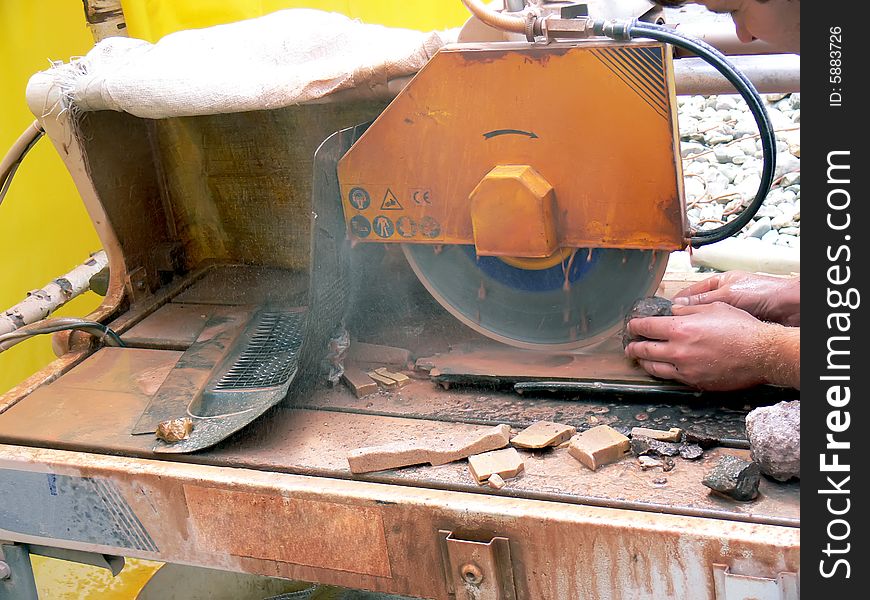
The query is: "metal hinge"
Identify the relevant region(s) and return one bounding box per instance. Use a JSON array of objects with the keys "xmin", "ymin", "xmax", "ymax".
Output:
[
  {"xmin": 713, "ymin": 564, "xmax": 799, "ymax": 600},
  {"xmin": 439, "ymin": 531, "xmax": 517, "ymax": 600}
]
